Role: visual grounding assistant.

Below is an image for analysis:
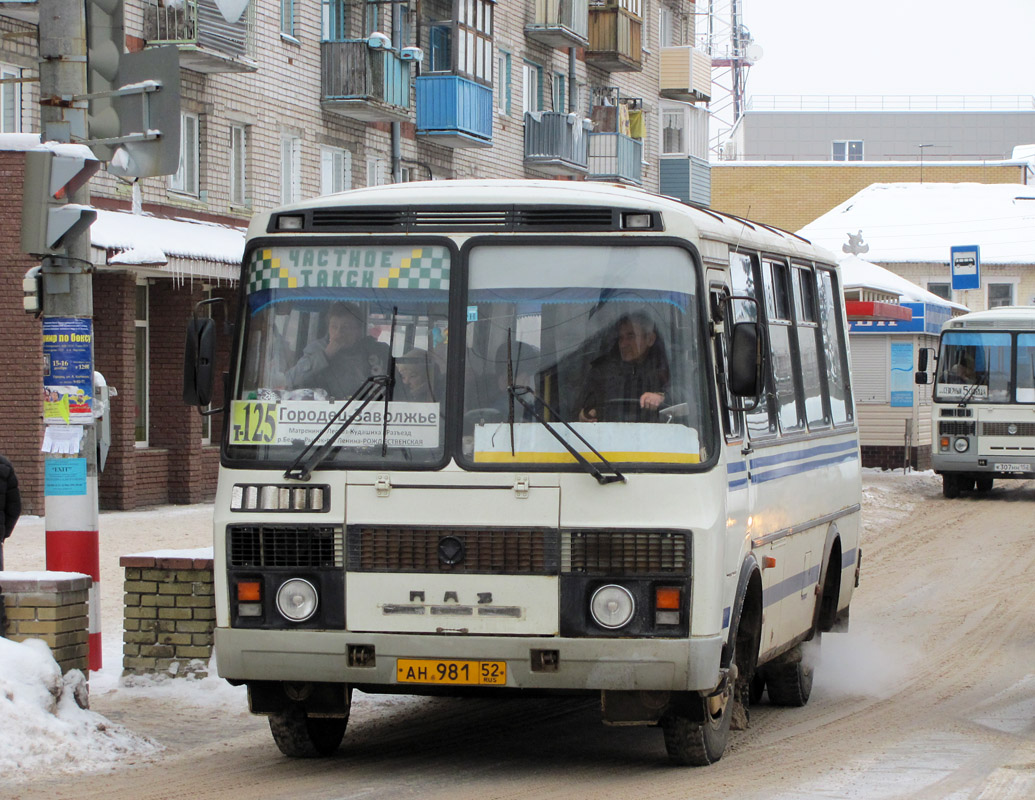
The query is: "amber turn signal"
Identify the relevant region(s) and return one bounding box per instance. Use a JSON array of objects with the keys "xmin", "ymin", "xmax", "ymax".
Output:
[
  {"xmin": 237, "ymin": 581, "xmax": 262, "ymax": 602},
  {"xmin": 655, "ymin": 587, "xmax": 681, "ymax": 610}
]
